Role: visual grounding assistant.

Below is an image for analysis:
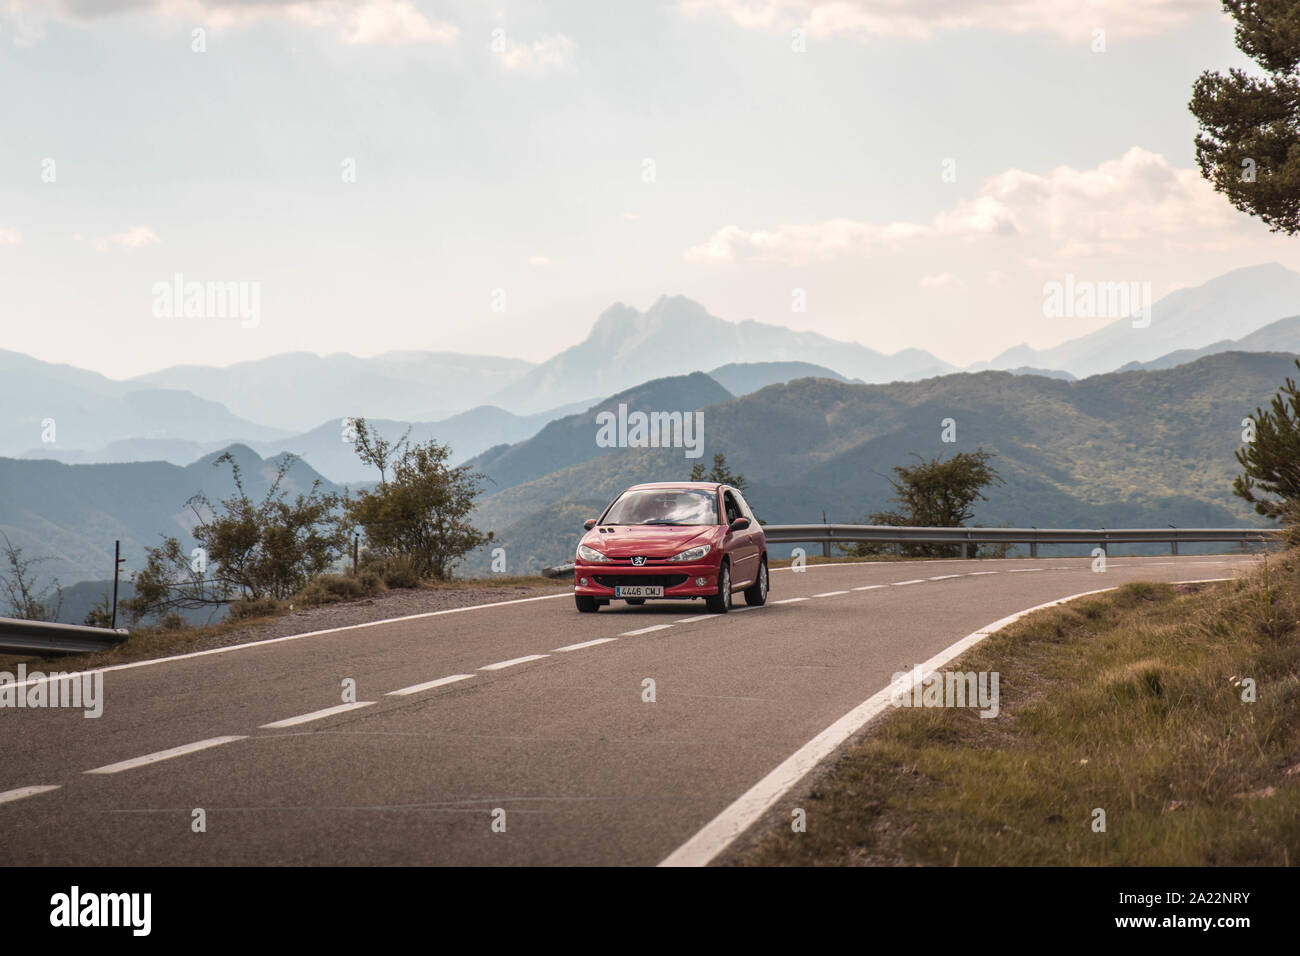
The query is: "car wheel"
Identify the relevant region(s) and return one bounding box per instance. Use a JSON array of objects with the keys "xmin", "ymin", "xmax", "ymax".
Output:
[
  {"xmin": 625, "ymin": 598, "xmax": 645, "ymax": 606},
  {"xmin": 575, "ymin": 595, "xmax": 599, "ymax": 613},
  {"xmin": 744, "ymin": 557, "xmax": 768, "ymax": 606},
  {"xmin": 705, "ymin": 561, "xmax": 731, "ymax": 614}
]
